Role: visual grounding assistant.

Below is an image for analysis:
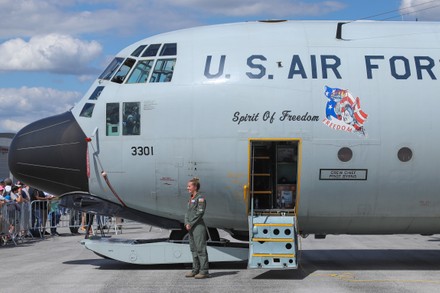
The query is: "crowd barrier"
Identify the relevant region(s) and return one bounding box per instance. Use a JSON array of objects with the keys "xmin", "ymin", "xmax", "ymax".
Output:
[
  {"xmin": 0, "ymin": 201, "xmax": 31, "ymax": 245},
  {"xmin": 1, "ymin": 199, "xmax": 126, "ymax": 246}
]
